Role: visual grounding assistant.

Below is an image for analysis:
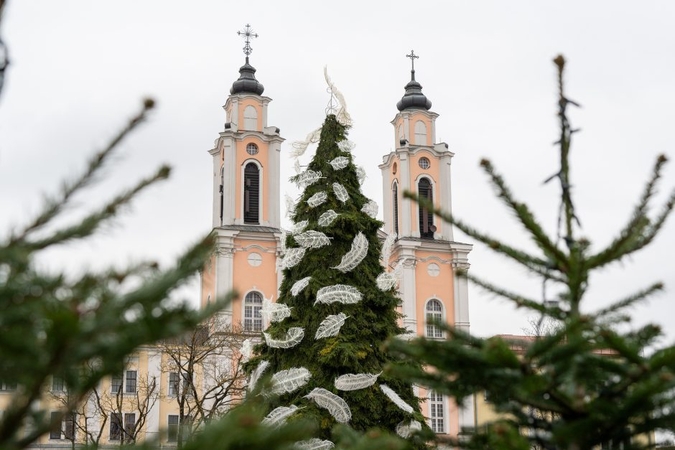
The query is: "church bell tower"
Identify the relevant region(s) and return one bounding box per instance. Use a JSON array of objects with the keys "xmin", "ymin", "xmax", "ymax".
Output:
[{"xmin": 200, "ymin": 25, "xmax": 283, "ymax": 331}]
